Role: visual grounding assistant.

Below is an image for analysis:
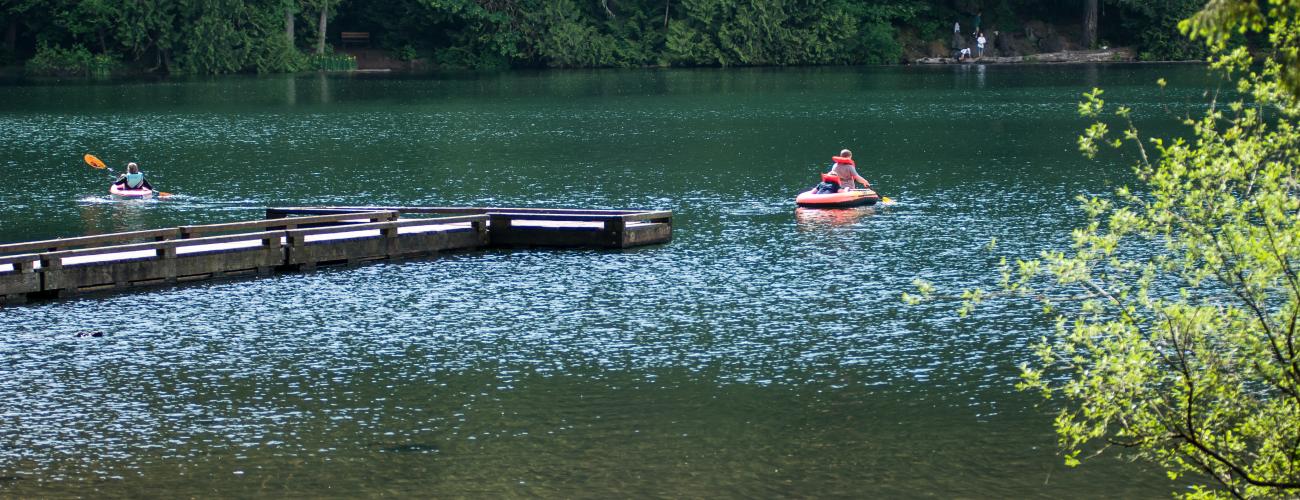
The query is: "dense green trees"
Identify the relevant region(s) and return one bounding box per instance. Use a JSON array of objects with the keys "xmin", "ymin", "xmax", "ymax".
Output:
[{"xmin": 0, "ymin": 0, "xmax": 1211, "ymax": 75}]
